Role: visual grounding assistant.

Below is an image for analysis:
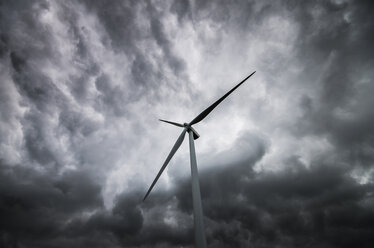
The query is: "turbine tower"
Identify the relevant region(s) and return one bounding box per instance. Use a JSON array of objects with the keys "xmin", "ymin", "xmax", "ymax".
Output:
[{"xmin": 143, "ymin": 71, "xmax": 256, "ymax": 248}]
